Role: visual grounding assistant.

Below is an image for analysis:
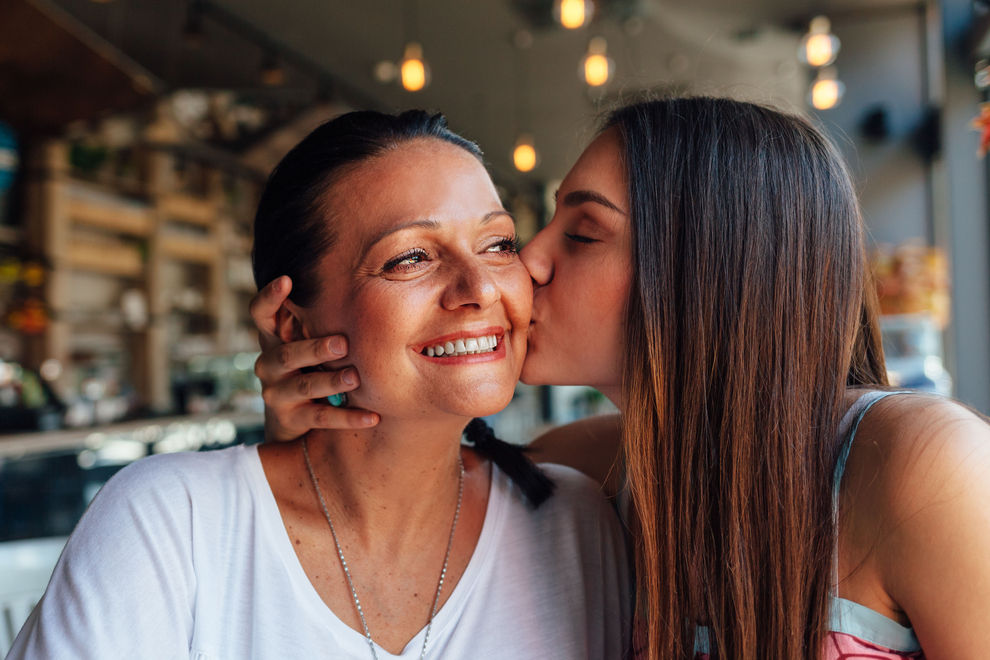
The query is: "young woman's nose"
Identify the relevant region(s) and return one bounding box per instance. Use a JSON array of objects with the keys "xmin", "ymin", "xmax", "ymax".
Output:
[
  {"xmin": 440, "ymin": 259, "xmax": 500, "ymax": 310},
  {"xmin": 519, "ymin": 228, "xmax": 553, "ymax": 286}
]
